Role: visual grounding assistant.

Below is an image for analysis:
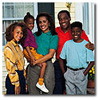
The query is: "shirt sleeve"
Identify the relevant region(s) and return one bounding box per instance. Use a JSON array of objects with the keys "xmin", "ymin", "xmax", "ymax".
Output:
[
  {"xmin": 50, "ymin": 35, "xmax": 59, "ymax": 50},
  {"xmin": 23, "ymin": 31, "xmax": 30, "ymax": 47},
  {"xmin": 60, "ymin": 42, "xmax": 67, "ymax": 59},
  {"xmin": 86, "ymin": 48, "xmax": 94, "ymax": 62},
  {"xmin": 81, "ymin": 30, "xmax": 89, "ymax": 41},
  {"xmin": 4, "ymin": 47, "xmax": 20, "ymax": 87}
]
